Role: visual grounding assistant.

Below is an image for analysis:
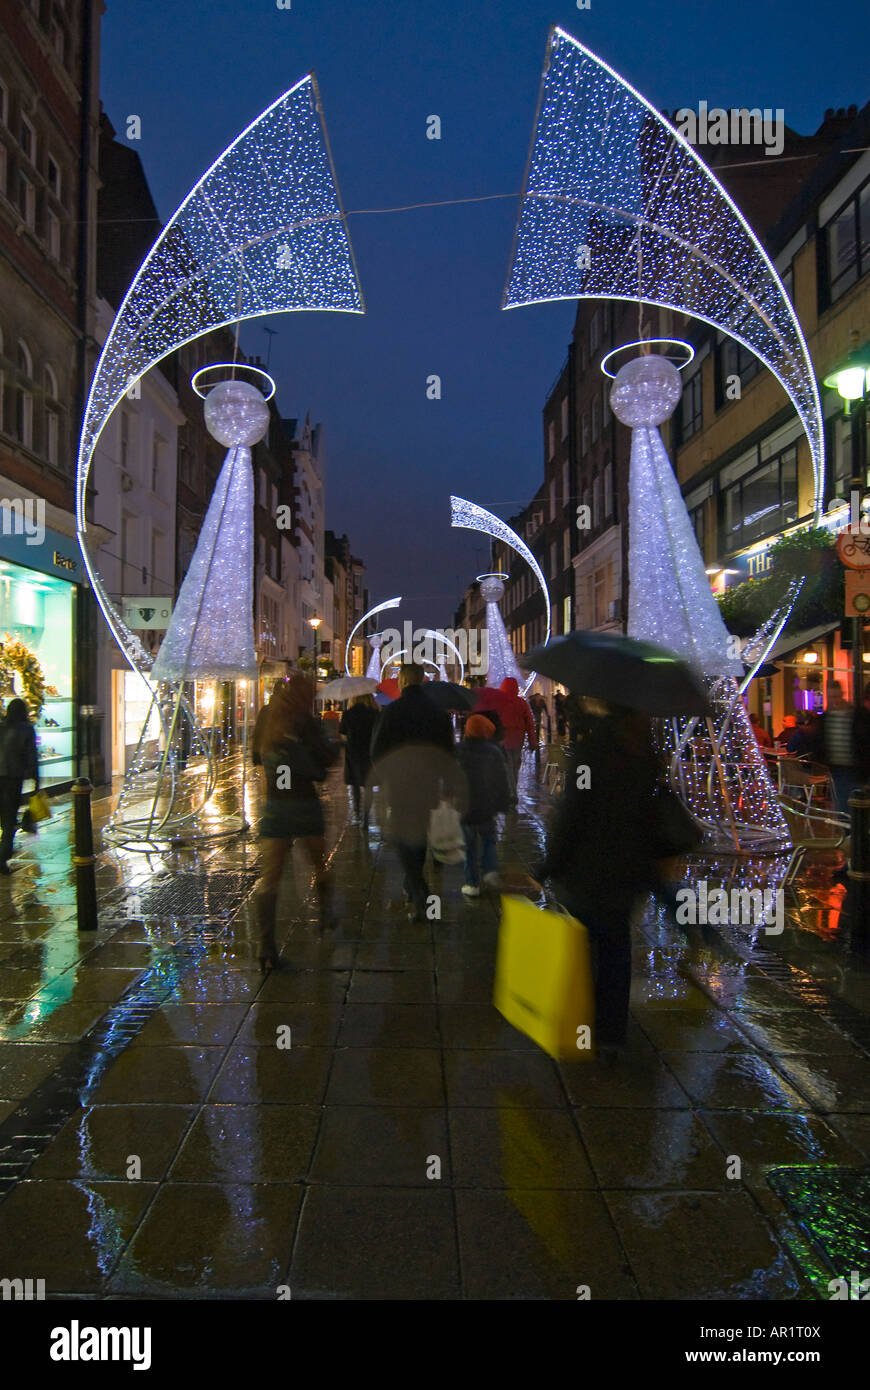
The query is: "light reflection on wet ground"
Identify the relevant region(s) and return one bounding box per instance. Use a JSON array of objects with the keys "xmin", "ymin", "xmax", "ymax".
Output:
[{"xmin": 0, "ymin": 755, "xmax": 866, "ymax": 1299}]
